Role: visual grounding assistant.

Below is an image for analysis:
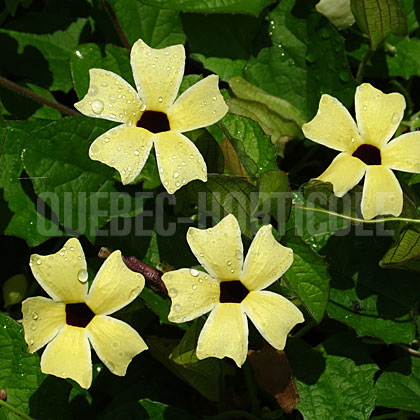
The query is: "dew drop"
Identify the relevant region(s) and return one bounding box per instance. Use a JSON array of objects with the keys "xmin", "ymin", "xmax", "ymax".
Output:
[
  {"xmin": 91, "ymin": 100, "xmax": 104, "ymax": 114},
  {"xmin": 227, "ymin": 260, "xmax": 232, "ymax": 266},
  {"xmin": 363, "ymin": 105, "xmax": 367, "ymax": 111},
  {"xmin": 77, "ymin": 269, "xmax": 88, "ymax": 283},
  {"xmin": 235, "ymin": 250, "xmax": 242, "ymax": 260},
  {"xmin": 35, "ymin": 257, "xmax": 42, "ymax": 265},
  {"xmin": 111, "ymin": 341, "xmax": 120, "ymax": 349},
  {"xmin": 192, "ymin": 284, "xmax": 197, "ymax": 290},
  {"xmin": 212, "ymin": 96, "xmax": 217, "ymax": 101},
  {"xmin": 173, "ymin": 303, "xmax": 181, "ymax": 312},
  {"xmin": 190, "ymin": 268, "xmax": 199, "ymax": 277},
  {"xmin": 158, "ymin": 96, "xmax": 163, "ymax": 103},
  {"xmin": 134, "ymin": 150, "xmax": 140, "ymax": 156},
  {"xmin": 169, "ymin": 288, "xmax": 178, "ymax": 297},
  {"xmin": 32, "ymin": 312, "xmax": 38, "ymax": 320},
  {"xmin": 391, "ymin": 113, "xmax": 399, "ymax": 124},
  {"xmin": 129, "ymin": 287, "xmax": 141, "ymax": 298},
  {"xmin": 140, "ymin": 103, "xmax": 147, "ymax": 111},
  {"xmin": 173, "ymin": 172, "xmax": 179, "ymax": 179},
  {"xmin": 30, "ymin": 325, "xmax": 36, "ymax": 331}
]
